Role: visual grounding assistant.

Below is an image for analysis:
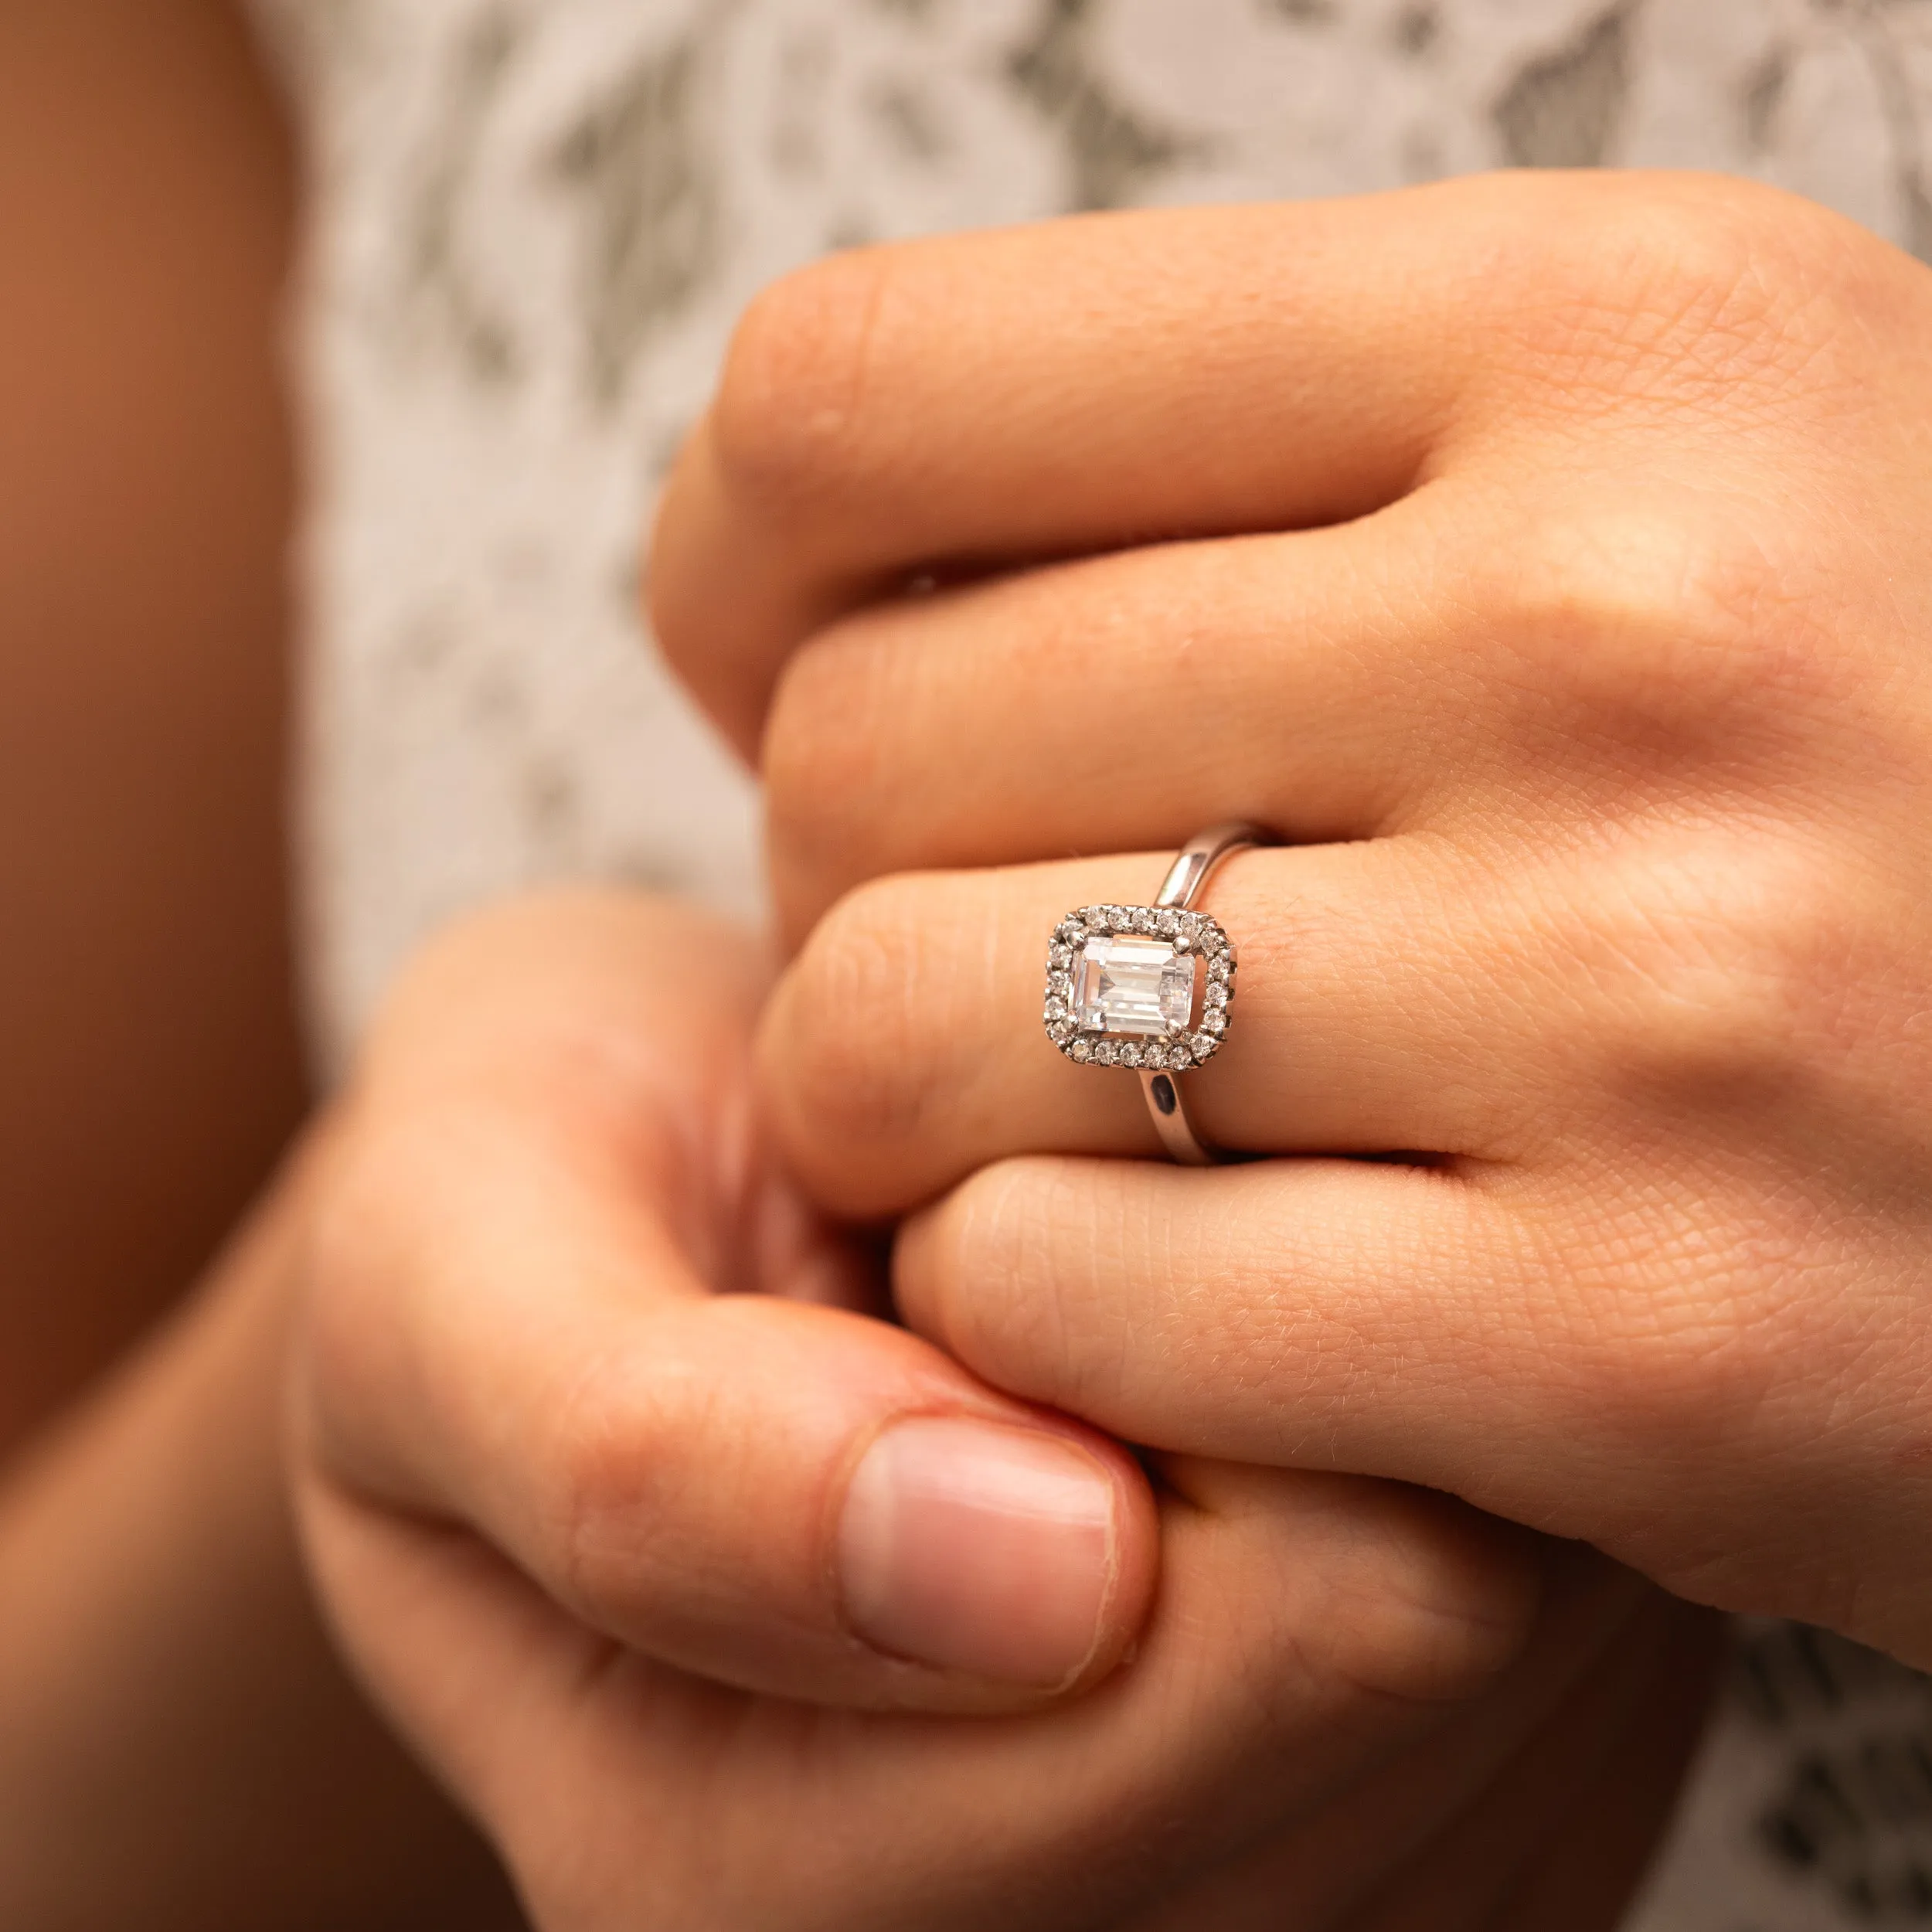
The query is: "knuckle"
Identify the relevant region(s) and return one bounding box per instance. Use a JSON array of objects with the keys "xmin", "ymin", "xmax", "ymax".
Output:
[
  {"xmin": 1315, "ymin": 1498, "xmax": 1546, "ymax": 1706},
  {"xmin": 766, "ymin": 875, "xmax": 934, "ymax": 1192},
  {"xmin": 1483, "ymin": 175, "xmax": 1847, "ymax": 396},
  {"xmin": 913, "ymin": 1161, "xmax": 1101, "ymax": 1400},
  {"xmin": 1590, "ymin": 828, "xmax": 1859, "ymax": 1100},
  {"xmin": 548, "ymin": 1352, "xmax": 681, "ymax": 1626},
  {"xmin": 764, "ymin": 623, "xmax": 902, "ymax": 914},
  {"xmin": 709, "ymin": 247, "xmax": 897, "ymax": 527},
  {"xmin": 1488, "ymin": 505, "xmax": 1826, "ymax": 740}
]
